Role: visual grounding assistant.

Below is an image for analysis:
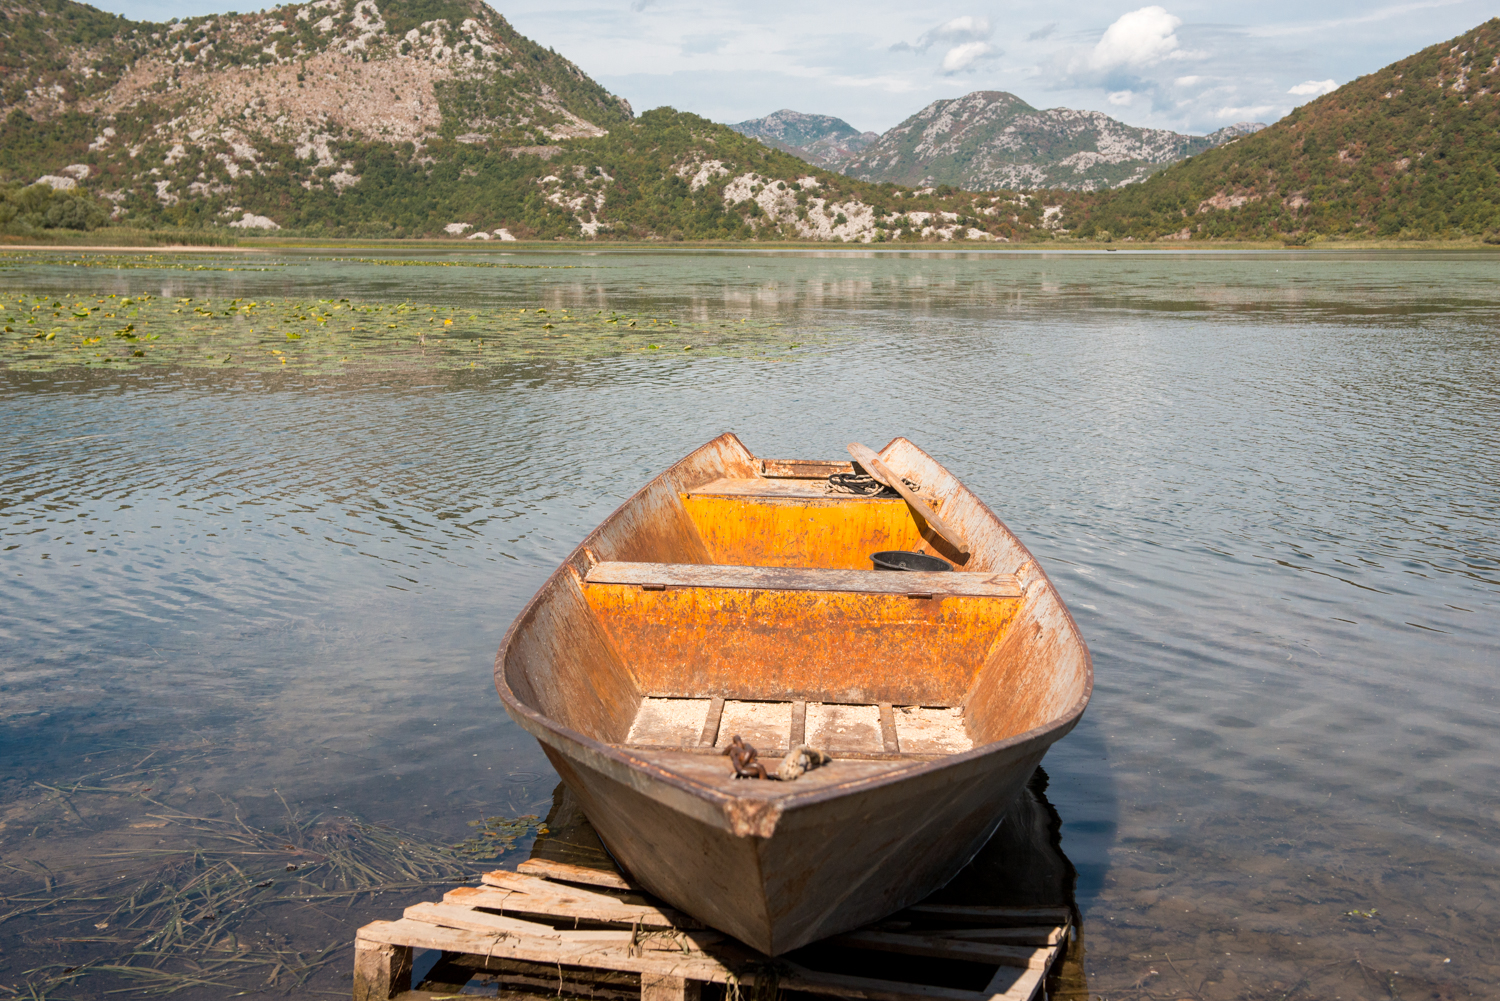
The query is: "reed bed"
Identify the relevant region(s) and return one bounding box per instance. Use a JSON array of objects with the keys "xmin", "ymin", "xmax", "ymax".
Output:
[{"xmin": 1, "ymin": 760, "xmax": 543, "ymax": 999}]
